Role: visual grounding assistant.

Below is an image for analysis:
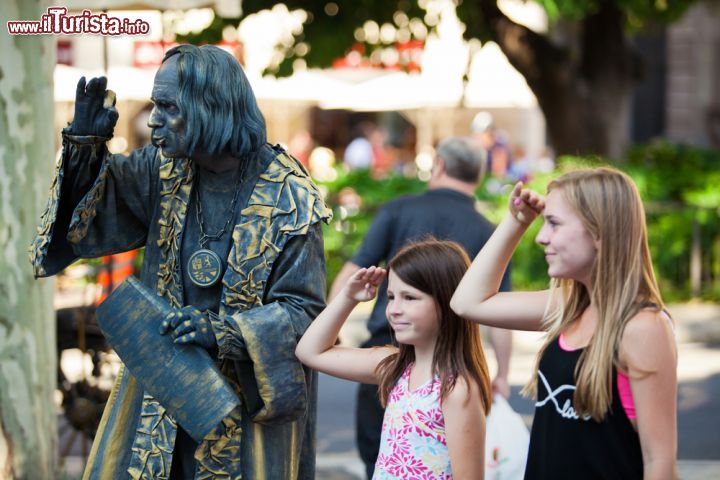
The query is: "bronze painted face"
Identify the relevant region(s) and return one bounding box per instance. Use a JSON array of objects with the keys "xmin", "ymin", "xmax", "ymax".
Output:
[{"xmin": 148, "ymin": 56, "xmax": 189, "ymax": 158}]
